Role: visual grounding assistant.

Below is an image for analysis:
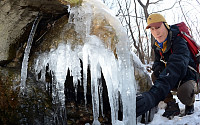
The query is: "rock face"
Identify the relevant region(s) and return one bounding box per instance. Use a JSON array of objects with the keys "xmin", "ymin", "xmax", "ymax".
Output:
[
  {"xmin": 59, "ymin": 0, "xmax": 83, "ymax": 6},
  {"xmin": 0, "ymin": 67, "xmax": 54, "ymax": 125},
  {"xmin": 135, "ymin": 66, "xmax": 152, "ymax": 92},
  {"xmin": 0, "ymin": 0, "xmax": 68, "ymax": 61}
]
